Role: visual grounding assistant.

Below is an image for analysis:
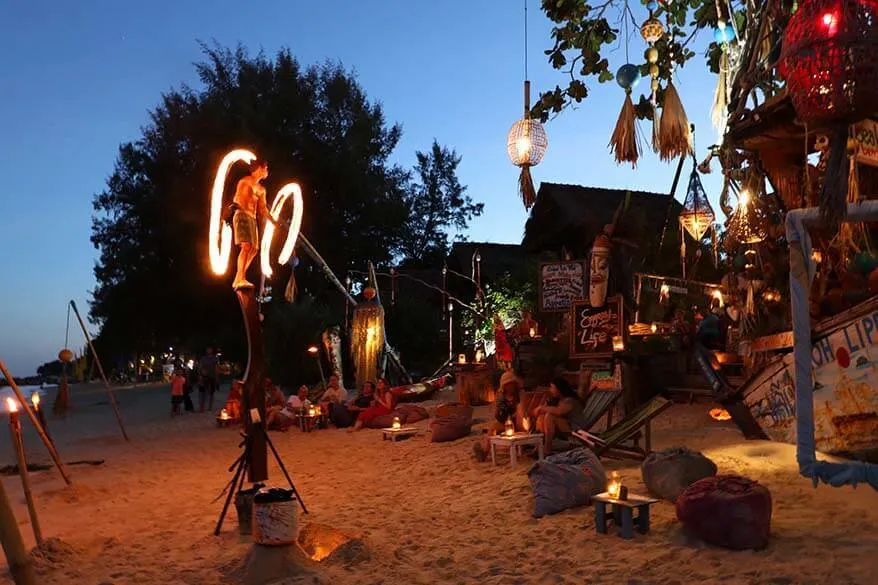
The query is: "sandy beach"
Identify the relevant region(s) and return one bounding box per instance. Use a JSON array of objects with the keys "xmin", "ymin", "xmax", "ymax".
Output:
[{"xmin": 0, "ymin": 382, "xmax": 876, "ymax": 585}]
